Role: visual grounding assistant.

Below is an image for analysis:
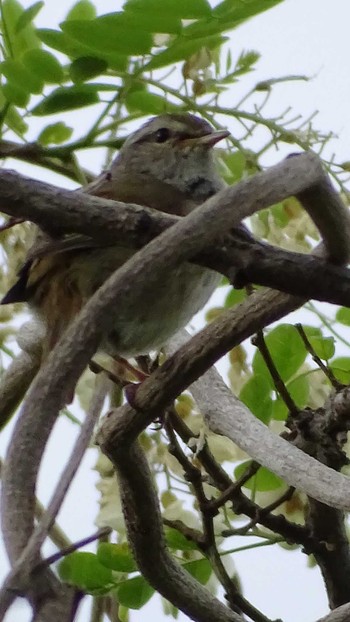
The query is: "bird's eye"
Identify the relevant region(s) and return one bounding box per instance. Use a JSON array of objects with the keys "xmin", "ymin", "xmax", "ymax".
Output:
[{"xmin": 155, "ymin": 127, "xmax": 171, "ymax": 143}]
